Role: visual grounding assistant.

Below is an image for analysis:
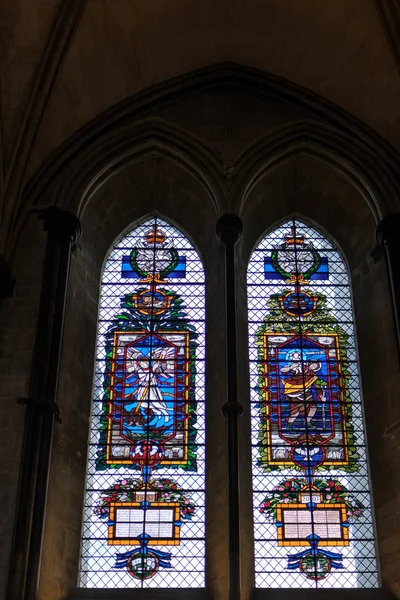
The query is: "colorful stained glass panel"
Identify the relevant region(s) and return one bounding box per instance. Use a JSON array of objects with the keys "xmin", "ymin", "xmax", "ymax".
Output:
[
  {"xmin": 79, "ymin": 217, "xmax": 205, "ymax": 588},
  {"xmin": 248, "ymin": 219, "xmax": 378, "ymax": 588}
]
